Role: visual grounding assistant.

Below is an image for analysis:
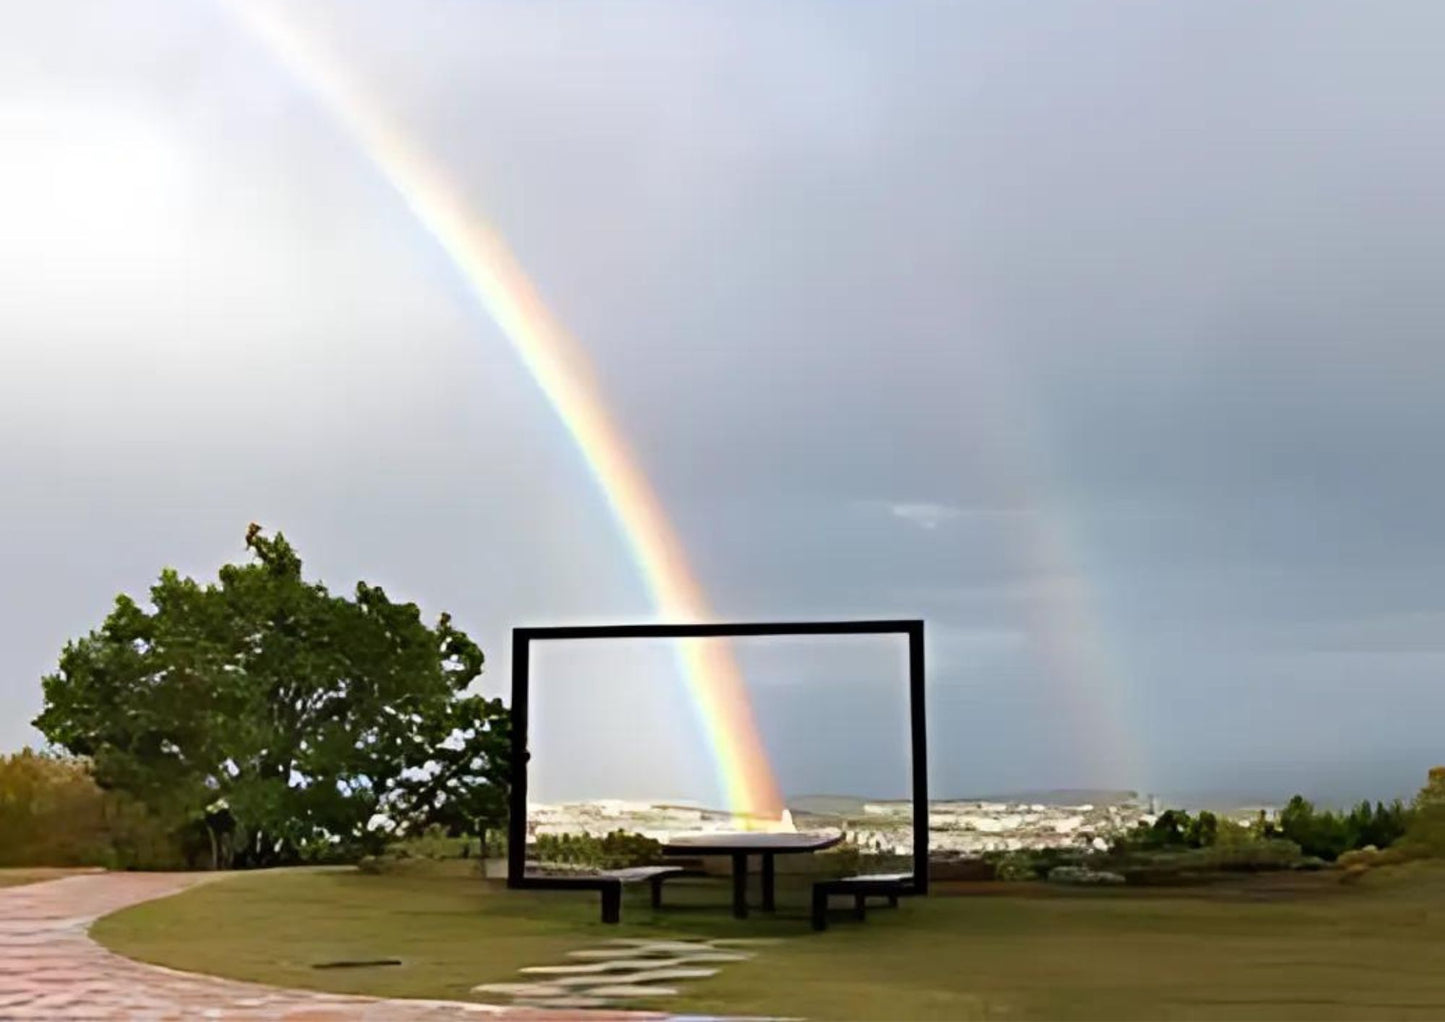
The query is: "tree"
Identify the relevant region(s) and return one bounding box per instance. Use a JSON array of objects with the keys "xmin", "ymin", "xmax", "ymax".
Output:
[
  {"xmin": 1283, "ymin": 797, "xmax": 1392, "ymax": 861},
  {"xmin": 34, "ymin": 525, "xmax": 509, "ymax": 868},
  {"xmin": 1185, "ymin": 810, "xmax": 1218, "ymax": 848}
]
